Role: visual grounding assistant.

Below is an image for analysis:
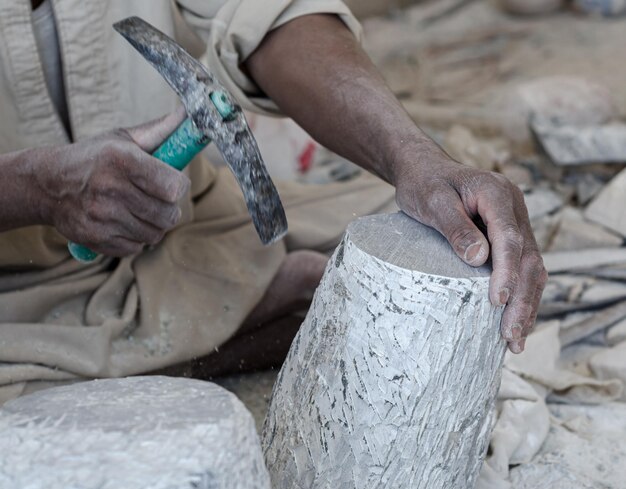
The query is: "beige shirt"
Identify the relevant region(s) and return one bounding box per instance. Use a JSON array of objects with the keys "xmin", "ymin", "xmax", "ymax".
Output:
[{"xmin": 0, "ymin": 0, "xmax": 361, "ymax": 268}]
